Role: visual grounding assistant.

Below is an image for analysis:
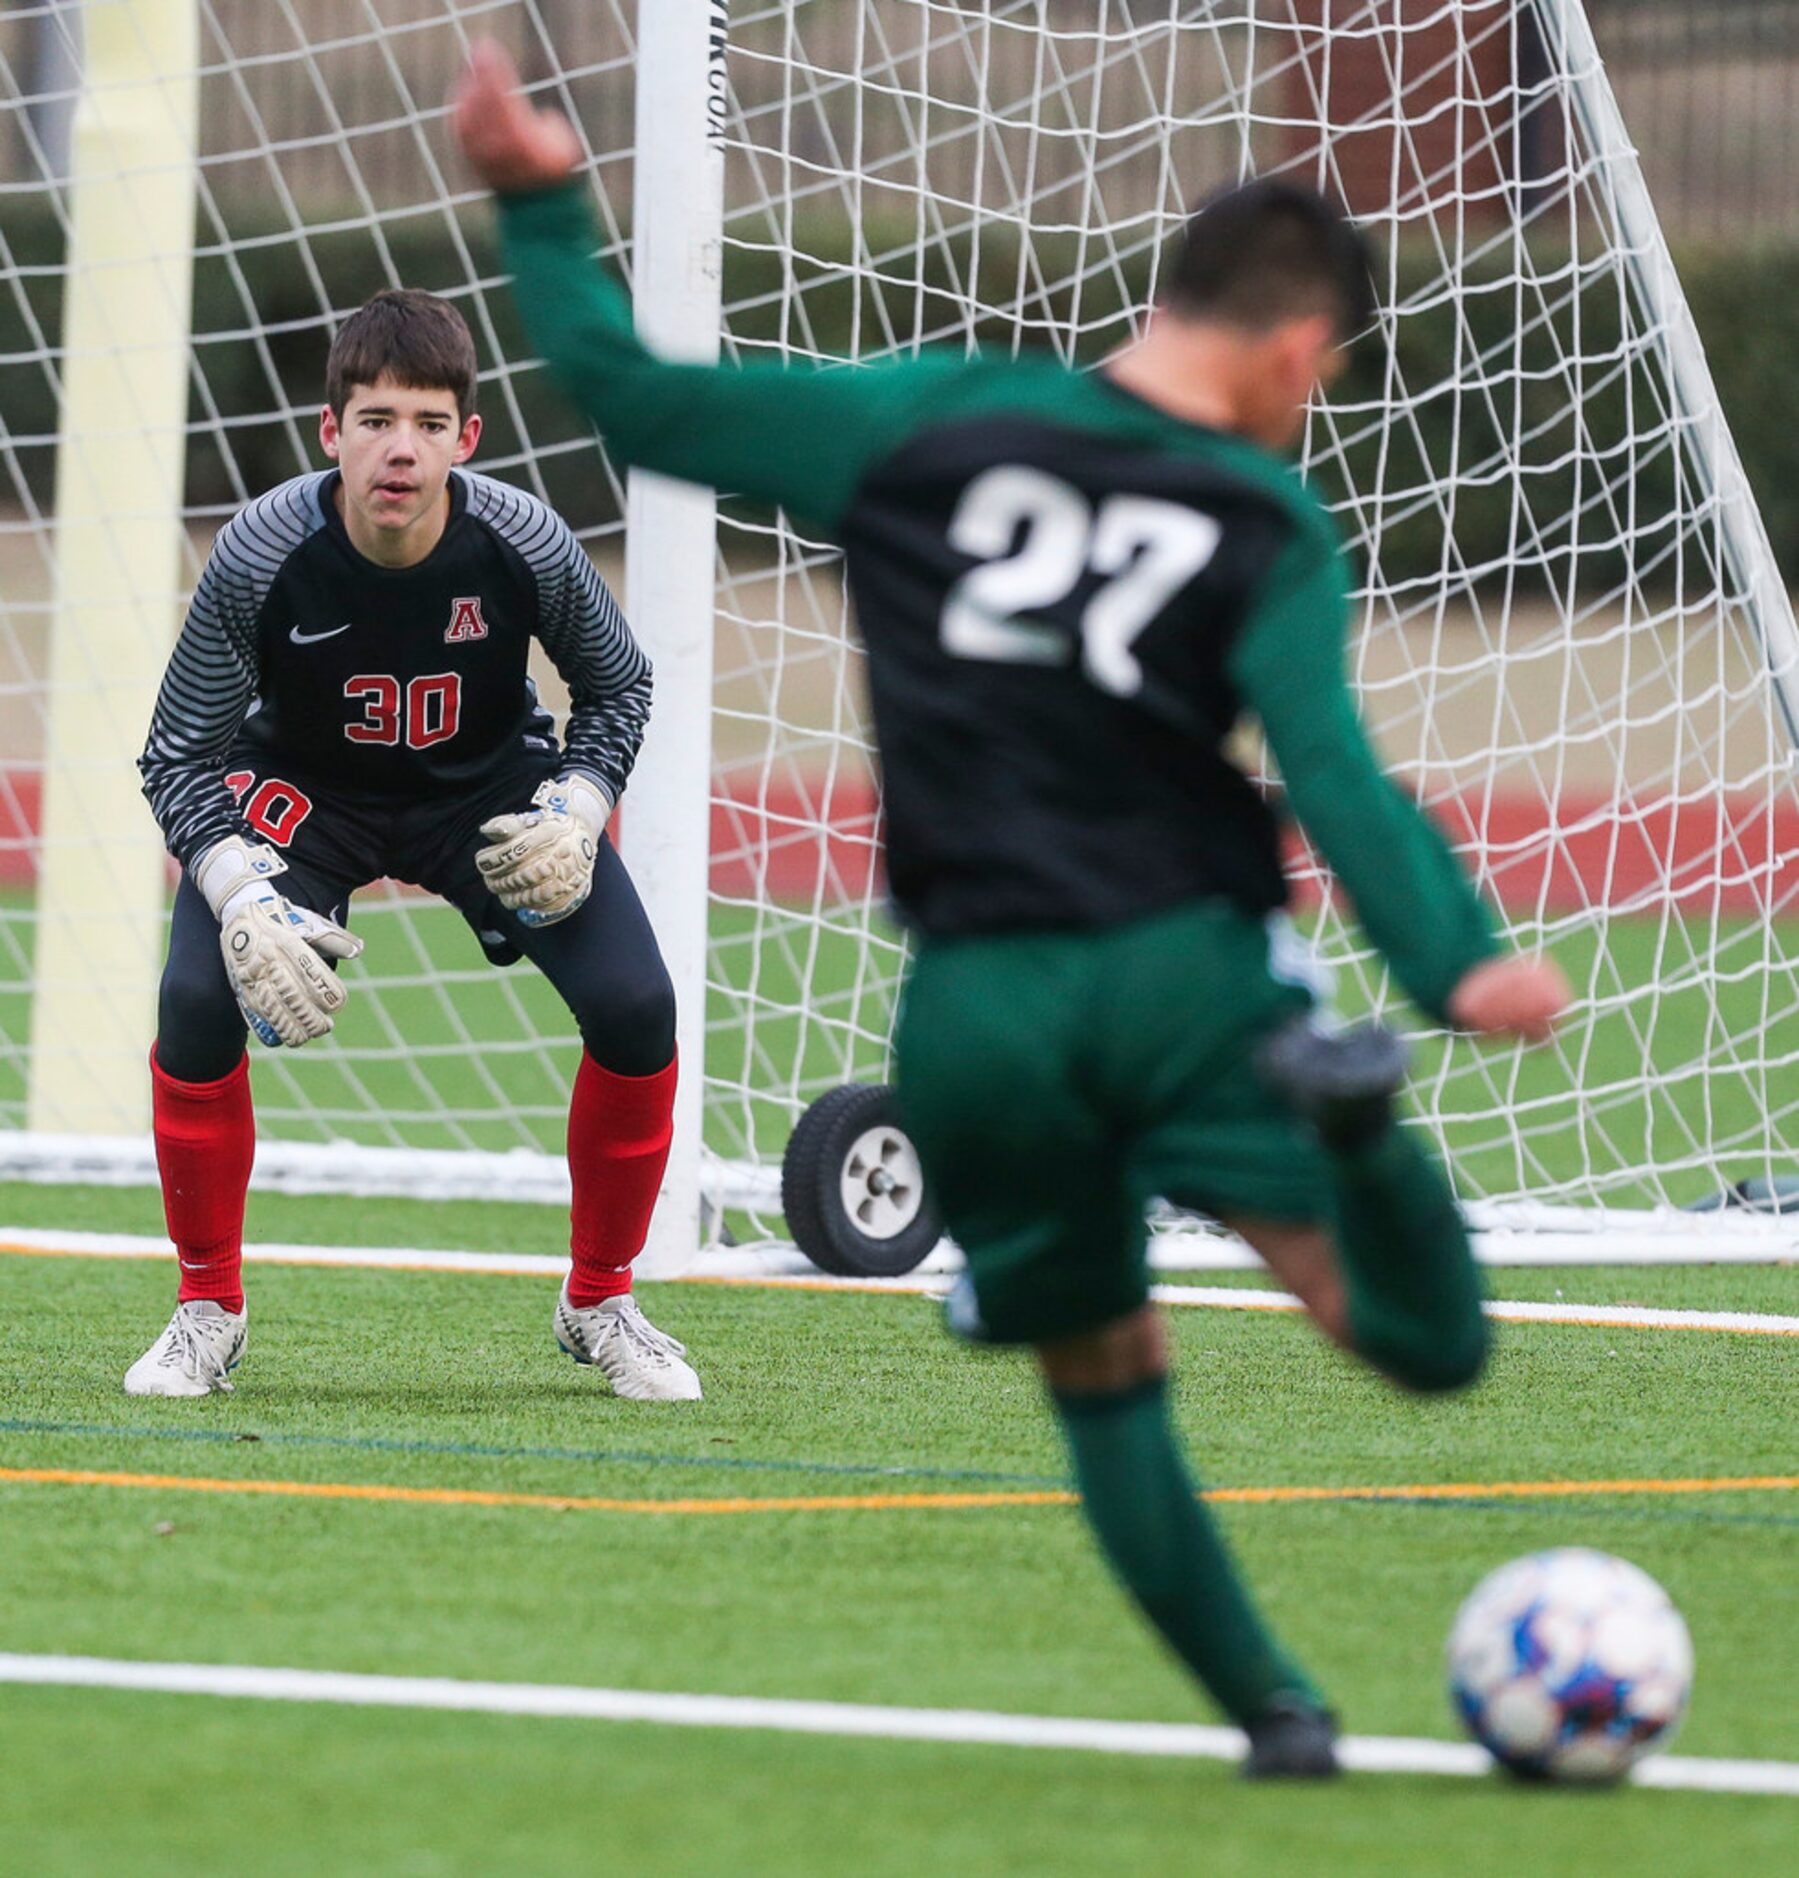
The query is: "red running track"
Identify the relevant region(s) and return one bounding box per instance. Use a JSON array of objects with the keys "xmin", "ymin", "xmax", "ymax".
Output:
[
  {"xmin": 704, "ymin": 776, "xmax": 1799, "ymax": 916},
  {"xmin": 3, "ymin": 768, "xmax": 1795, "ymax": 915}
]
